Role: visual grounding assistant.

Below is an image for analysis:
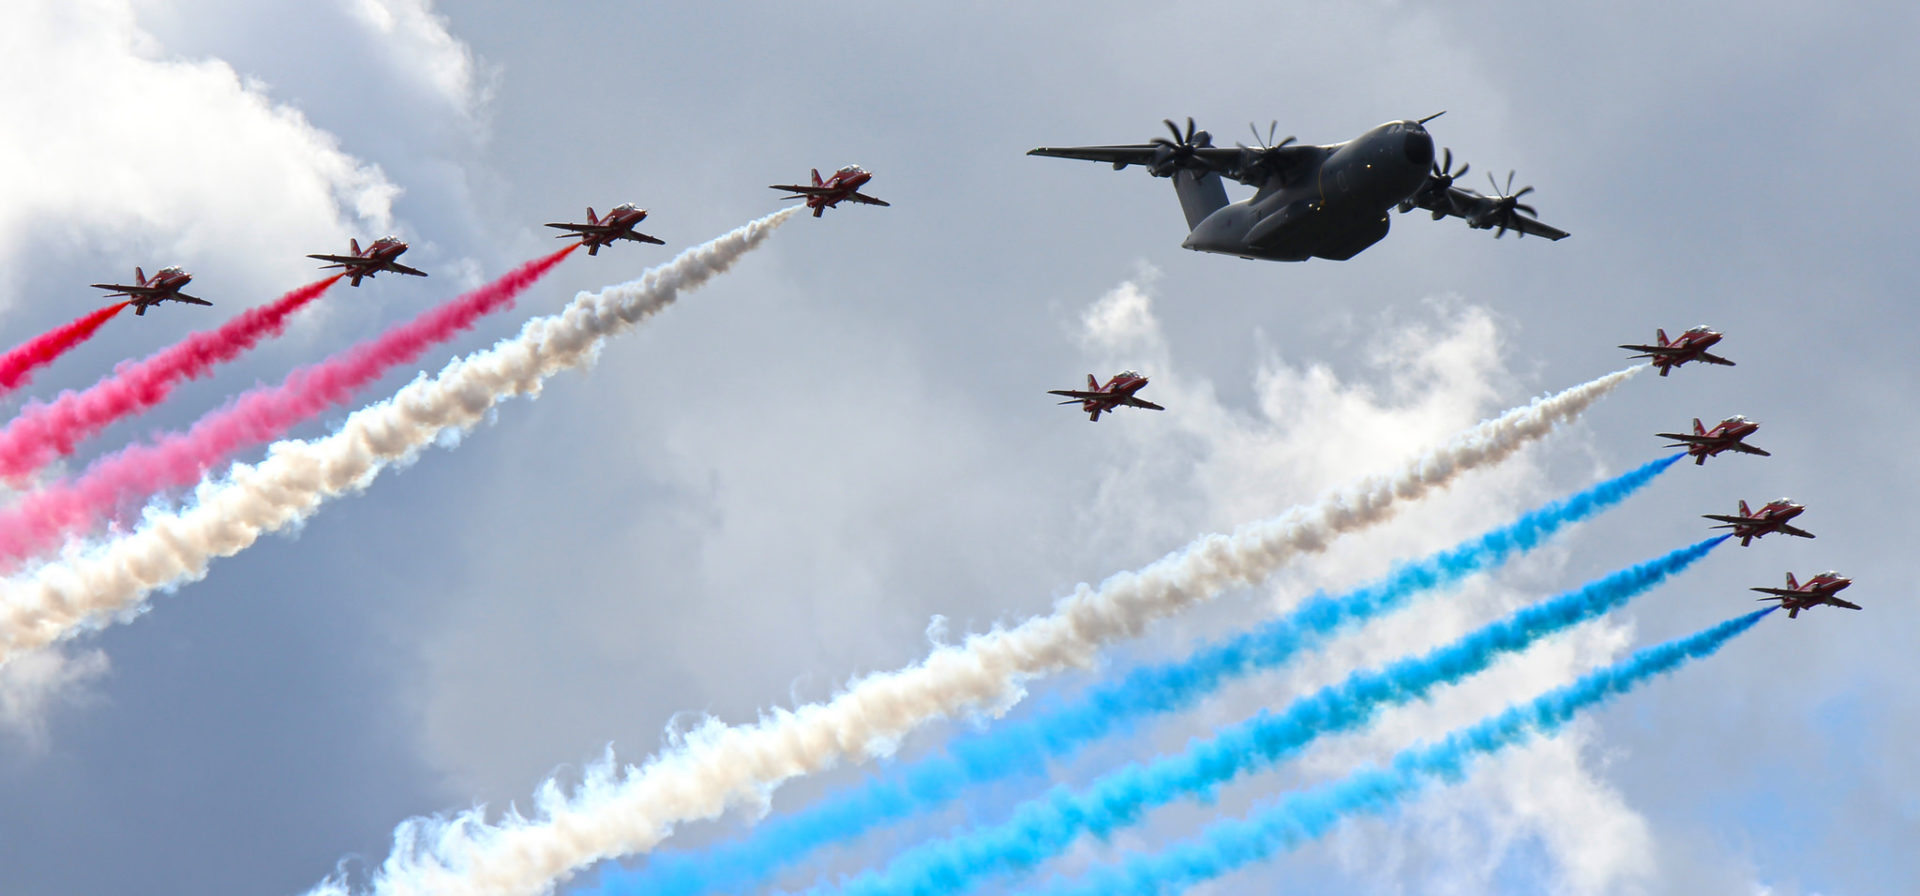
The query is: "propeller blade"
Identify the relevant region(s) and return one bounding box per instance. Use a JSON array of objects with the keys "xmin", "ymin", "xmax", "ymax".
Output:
[
  {"xmin": 1185, "ymin": 116, "xmax": 1197, "ymax": 143},
  {"xmin": 1514, "ymin": 185, "xmax": 1535, "ymax": 199},
  {"xmin": 1417, "ymin": 110, "xmax": 1447, "ymax": 125},
  {"xmin": 1164, "ymin": 119, "xmax": 1183, "ymax": 143}
]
